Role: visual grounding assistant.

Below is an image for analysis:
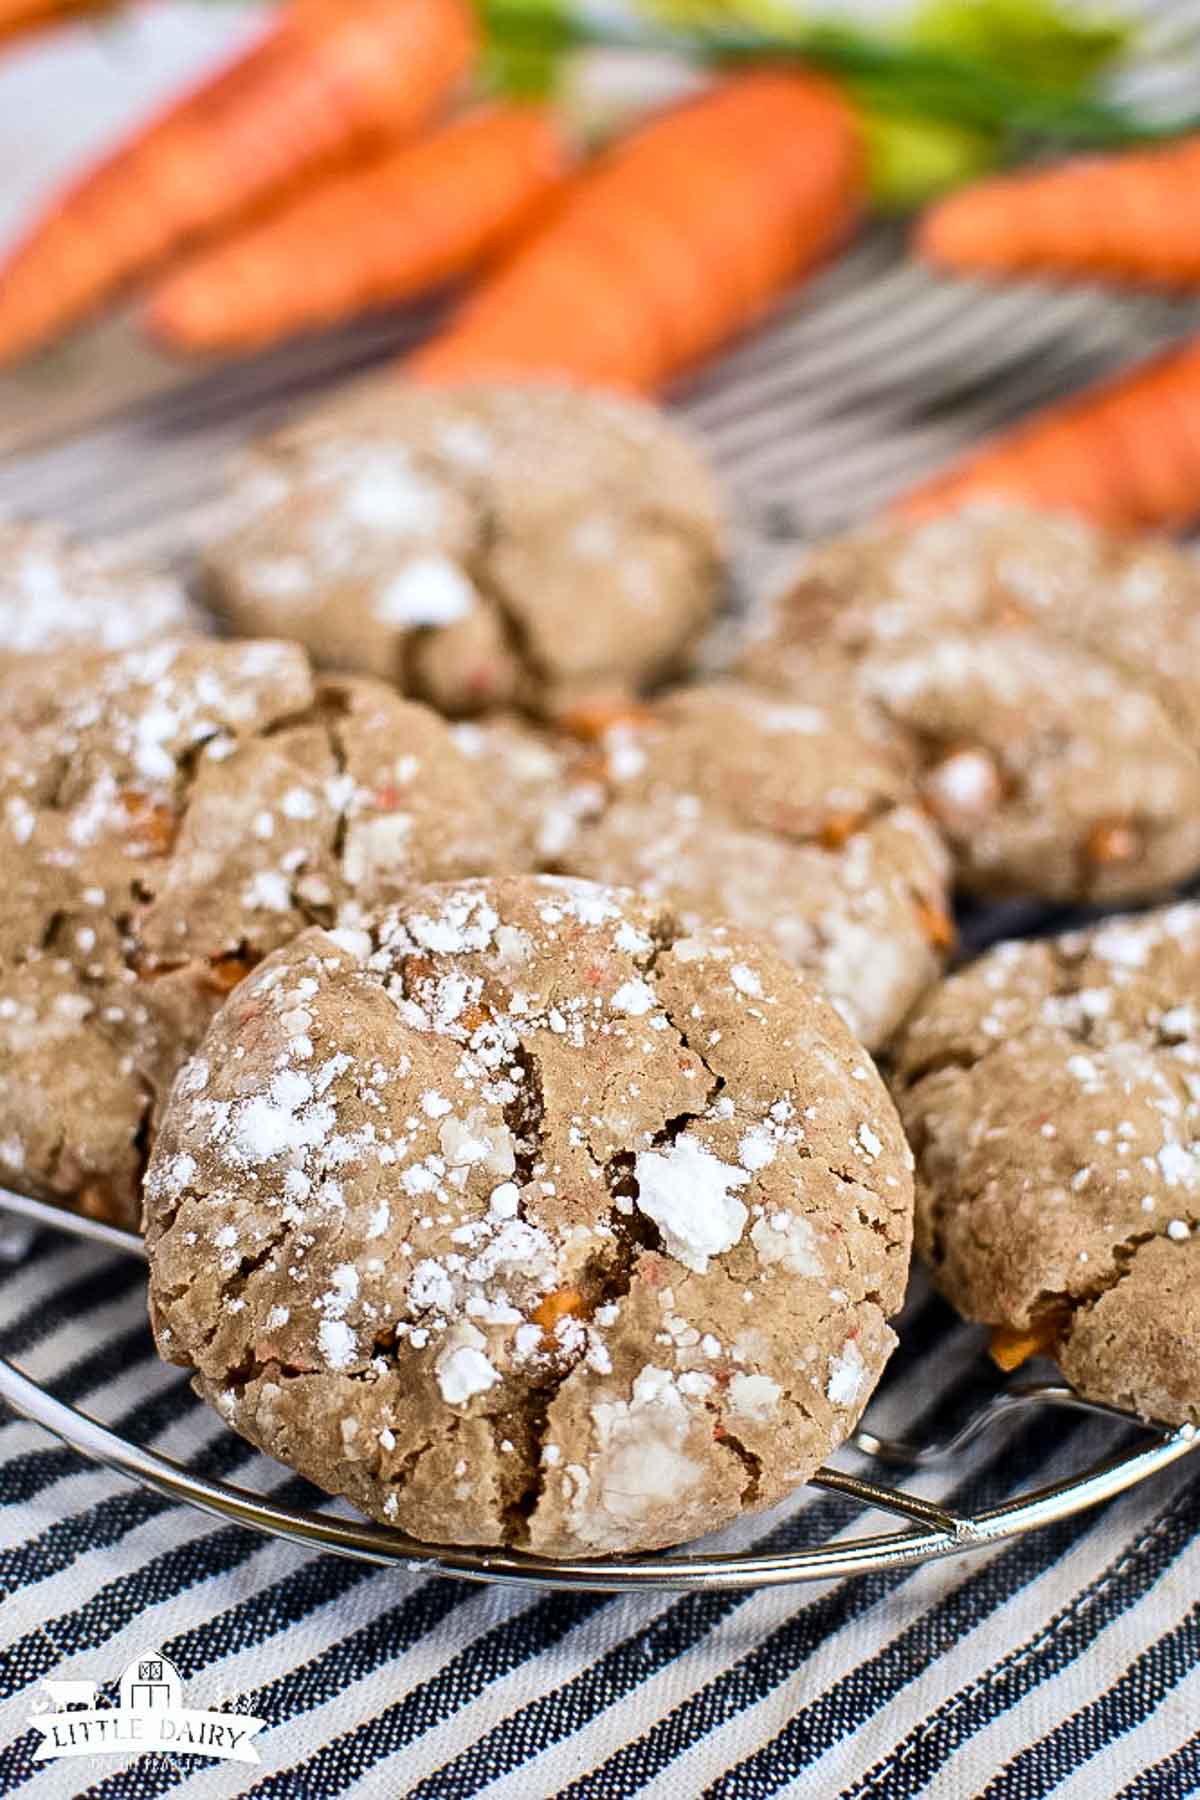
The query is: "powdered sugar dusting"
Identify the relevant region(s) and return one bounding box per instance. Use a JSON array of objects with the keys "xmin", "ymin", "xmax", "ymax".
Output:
[{"xmin": 634, "ymin": 1135, "xmax": 751, "ymax": 1273}]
